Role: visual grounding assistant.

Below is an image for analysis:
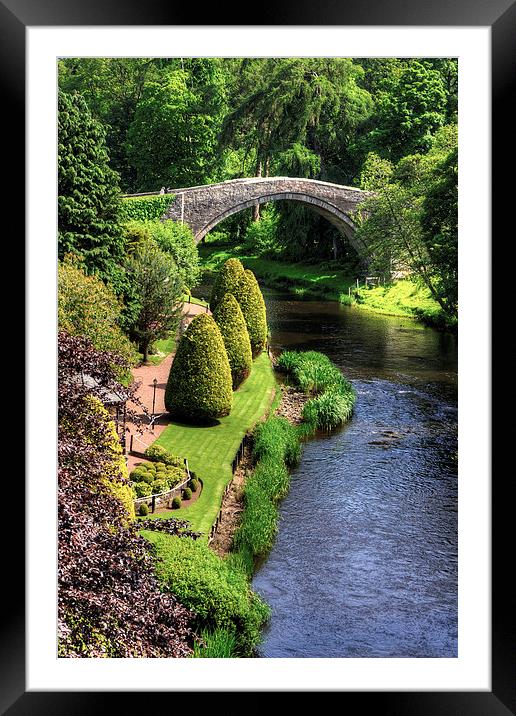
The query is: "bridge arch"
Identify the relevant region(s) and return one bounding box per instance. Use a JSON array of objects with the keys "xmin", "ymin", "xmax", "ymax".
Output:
[
  {"xmin": 195, "ymin": 192, "xmax": 366, "ymax": 254},
  {"xmin": 144, "ymin": 177, "xmax": 370, "ymax": 255}
]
